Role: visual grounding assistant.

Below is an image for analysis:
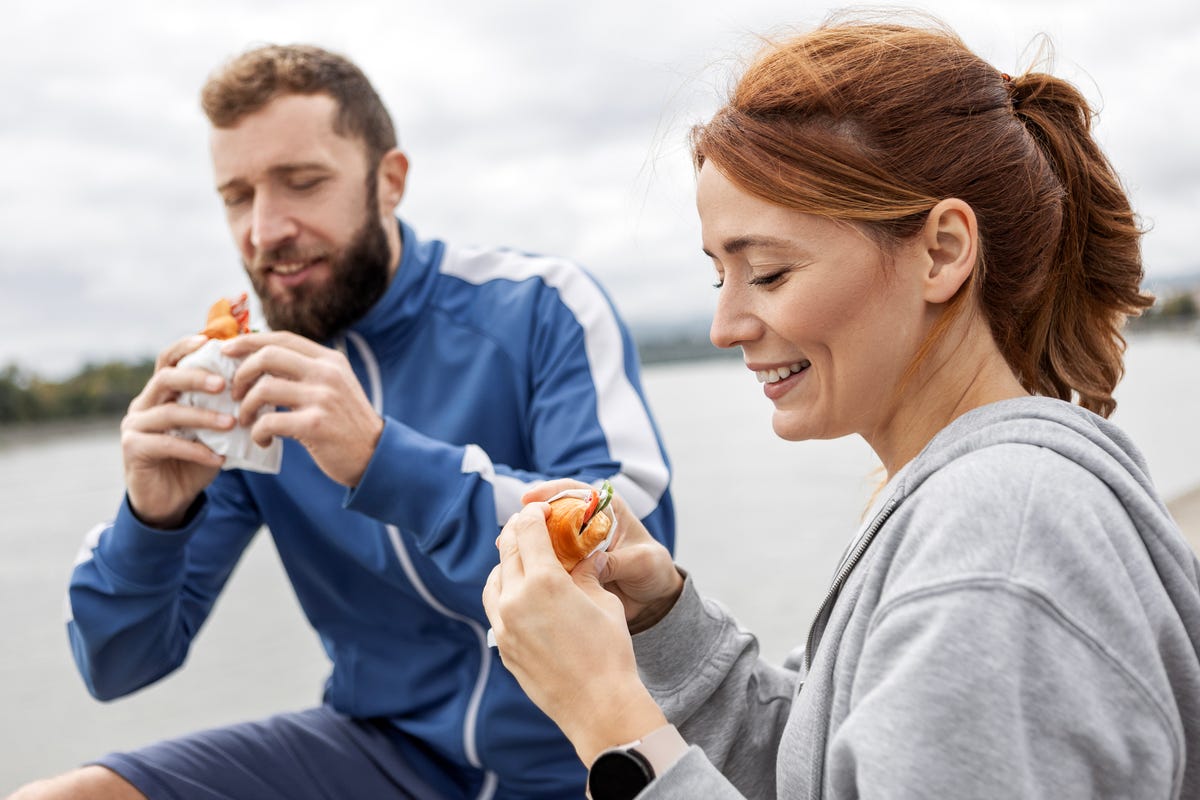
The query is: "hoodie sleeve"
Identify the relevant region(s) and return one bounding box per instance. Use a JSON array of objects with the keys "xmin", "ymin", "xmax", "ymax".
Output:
[
  {"xmin": 344, "ymin": 262, "xmax": 674, "ymax": 614},
  {"xmin": 66, "ymin": 473, "xmax": 261, "ymax": 701},
  {"xmin": 632, "ymin": 575, "xmax": 798, "ymax": 799}
]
